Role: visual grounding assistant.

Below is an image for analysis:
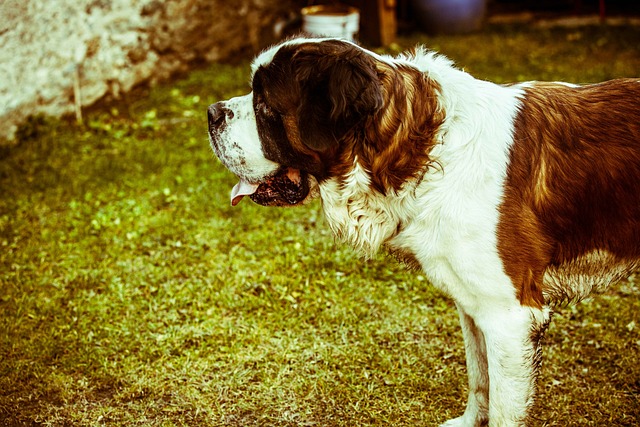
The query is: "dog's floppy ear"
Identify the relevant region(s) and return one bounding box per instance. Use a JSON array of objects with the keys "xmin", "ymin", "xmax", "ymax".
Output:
[{"xmin": 293, "ymin": 43, "xmax": 384, "ymax": 151}]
